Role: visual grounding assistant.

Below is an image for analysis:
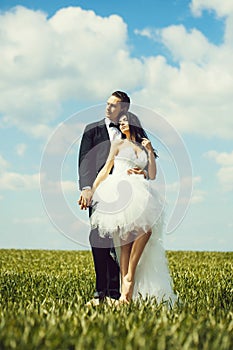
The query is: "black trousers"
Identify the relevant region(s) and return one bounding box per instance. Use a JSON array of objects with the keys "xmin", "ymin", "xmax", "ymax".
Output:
[{"xmin": 89, "ymin": 228, "xmax": 120, "ymax": 300}]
